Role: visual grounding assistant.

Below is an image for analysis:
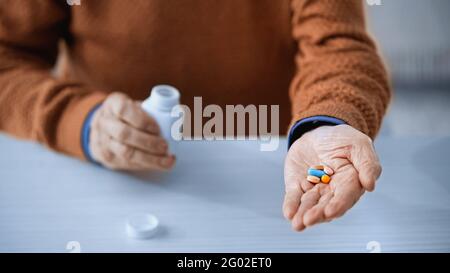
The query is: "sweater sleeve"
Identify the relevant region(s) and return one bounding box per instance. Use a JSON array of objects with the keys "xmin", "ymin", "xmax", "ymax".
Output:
[
  {"xmin": 0, "ymin": 0, "xmax": 107, "ymax": 159},
  {"xmin": 289, "ymin": 0, "xmax": 391, "ymax": 139}
]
